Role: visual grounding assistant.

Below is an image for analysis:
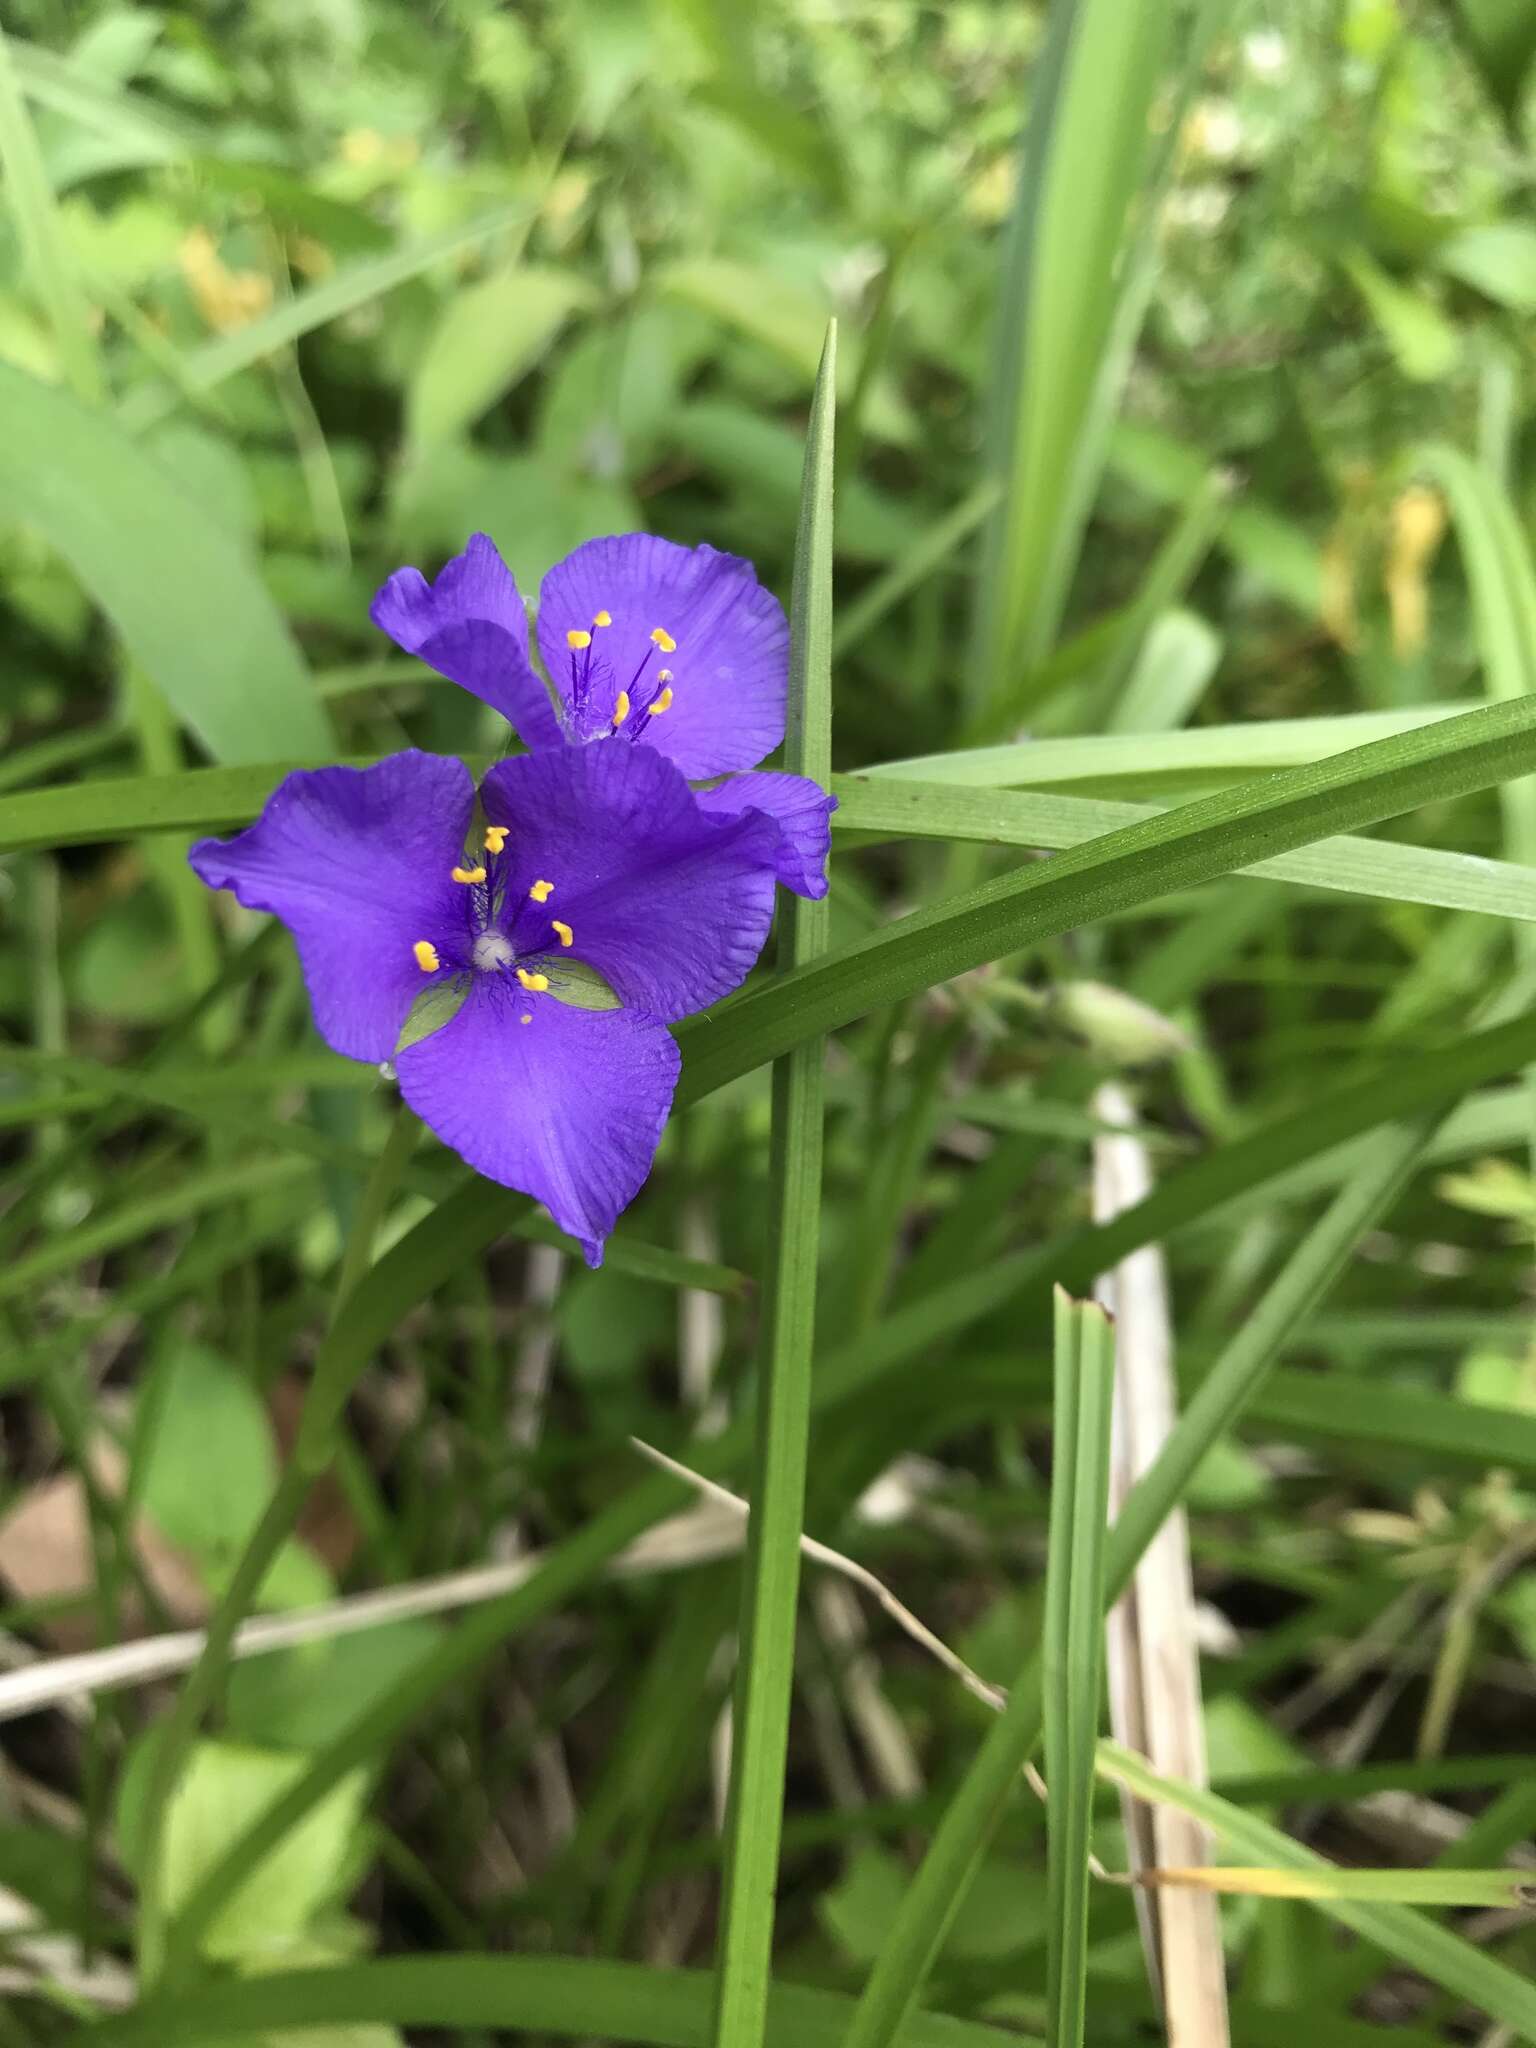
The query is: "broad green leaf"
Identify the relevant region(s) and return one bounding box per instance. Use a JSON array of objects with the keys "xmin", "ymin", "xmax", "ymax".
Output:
[
  {"xmin": 394, "ymin": 975, "xmax": 473, "ymax": 1054},
  {"xmin": 406, "ymin": 264, "xmax": 596, "ymax": 449},
  {"xmin": 1436, "ymin": 221, "xmax": 1536, "ymax": 311},
  {"xmin": 543, "ymin": 958, "xmax": 623, "ymax": 1012},
  {"xmin": 0, "ymin": 360, "xmax": 328, "ymax": 763},
  {"xmin": 137, "ymin": 1343, "xmax": 279, "ymax": 1574},
  {"xmin": 1343, "ymin": 252, "xmax": 1460, "ymax": 381},
  {"xmin": 0, "ymin": 24, "xmax": 102, "ymax": 401},
  {"xmin": 121, "ymin": 1740, "xmax": 367, "ymax": 1965}
]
